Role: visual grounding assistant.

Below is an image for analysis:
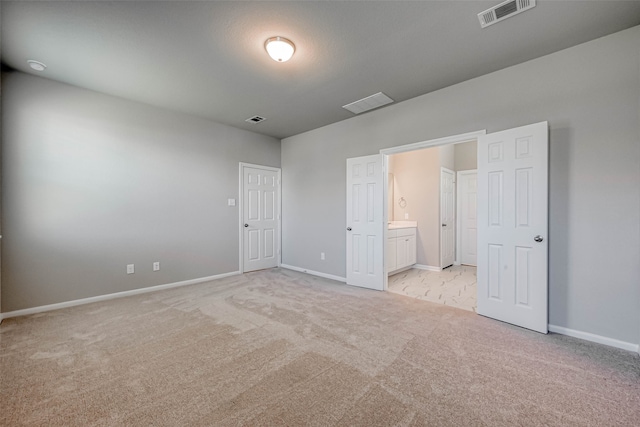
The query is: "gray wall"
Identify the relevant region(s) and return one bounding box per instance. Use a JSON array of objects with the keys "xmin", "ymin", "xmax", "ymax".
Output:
[
  {"xmin": 282, "ymin": 27, "xmax": 640, "ymax": 344},
  {"xmin": 1, "ymin": 72, "xmax": 280, "ymax": 312}
]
